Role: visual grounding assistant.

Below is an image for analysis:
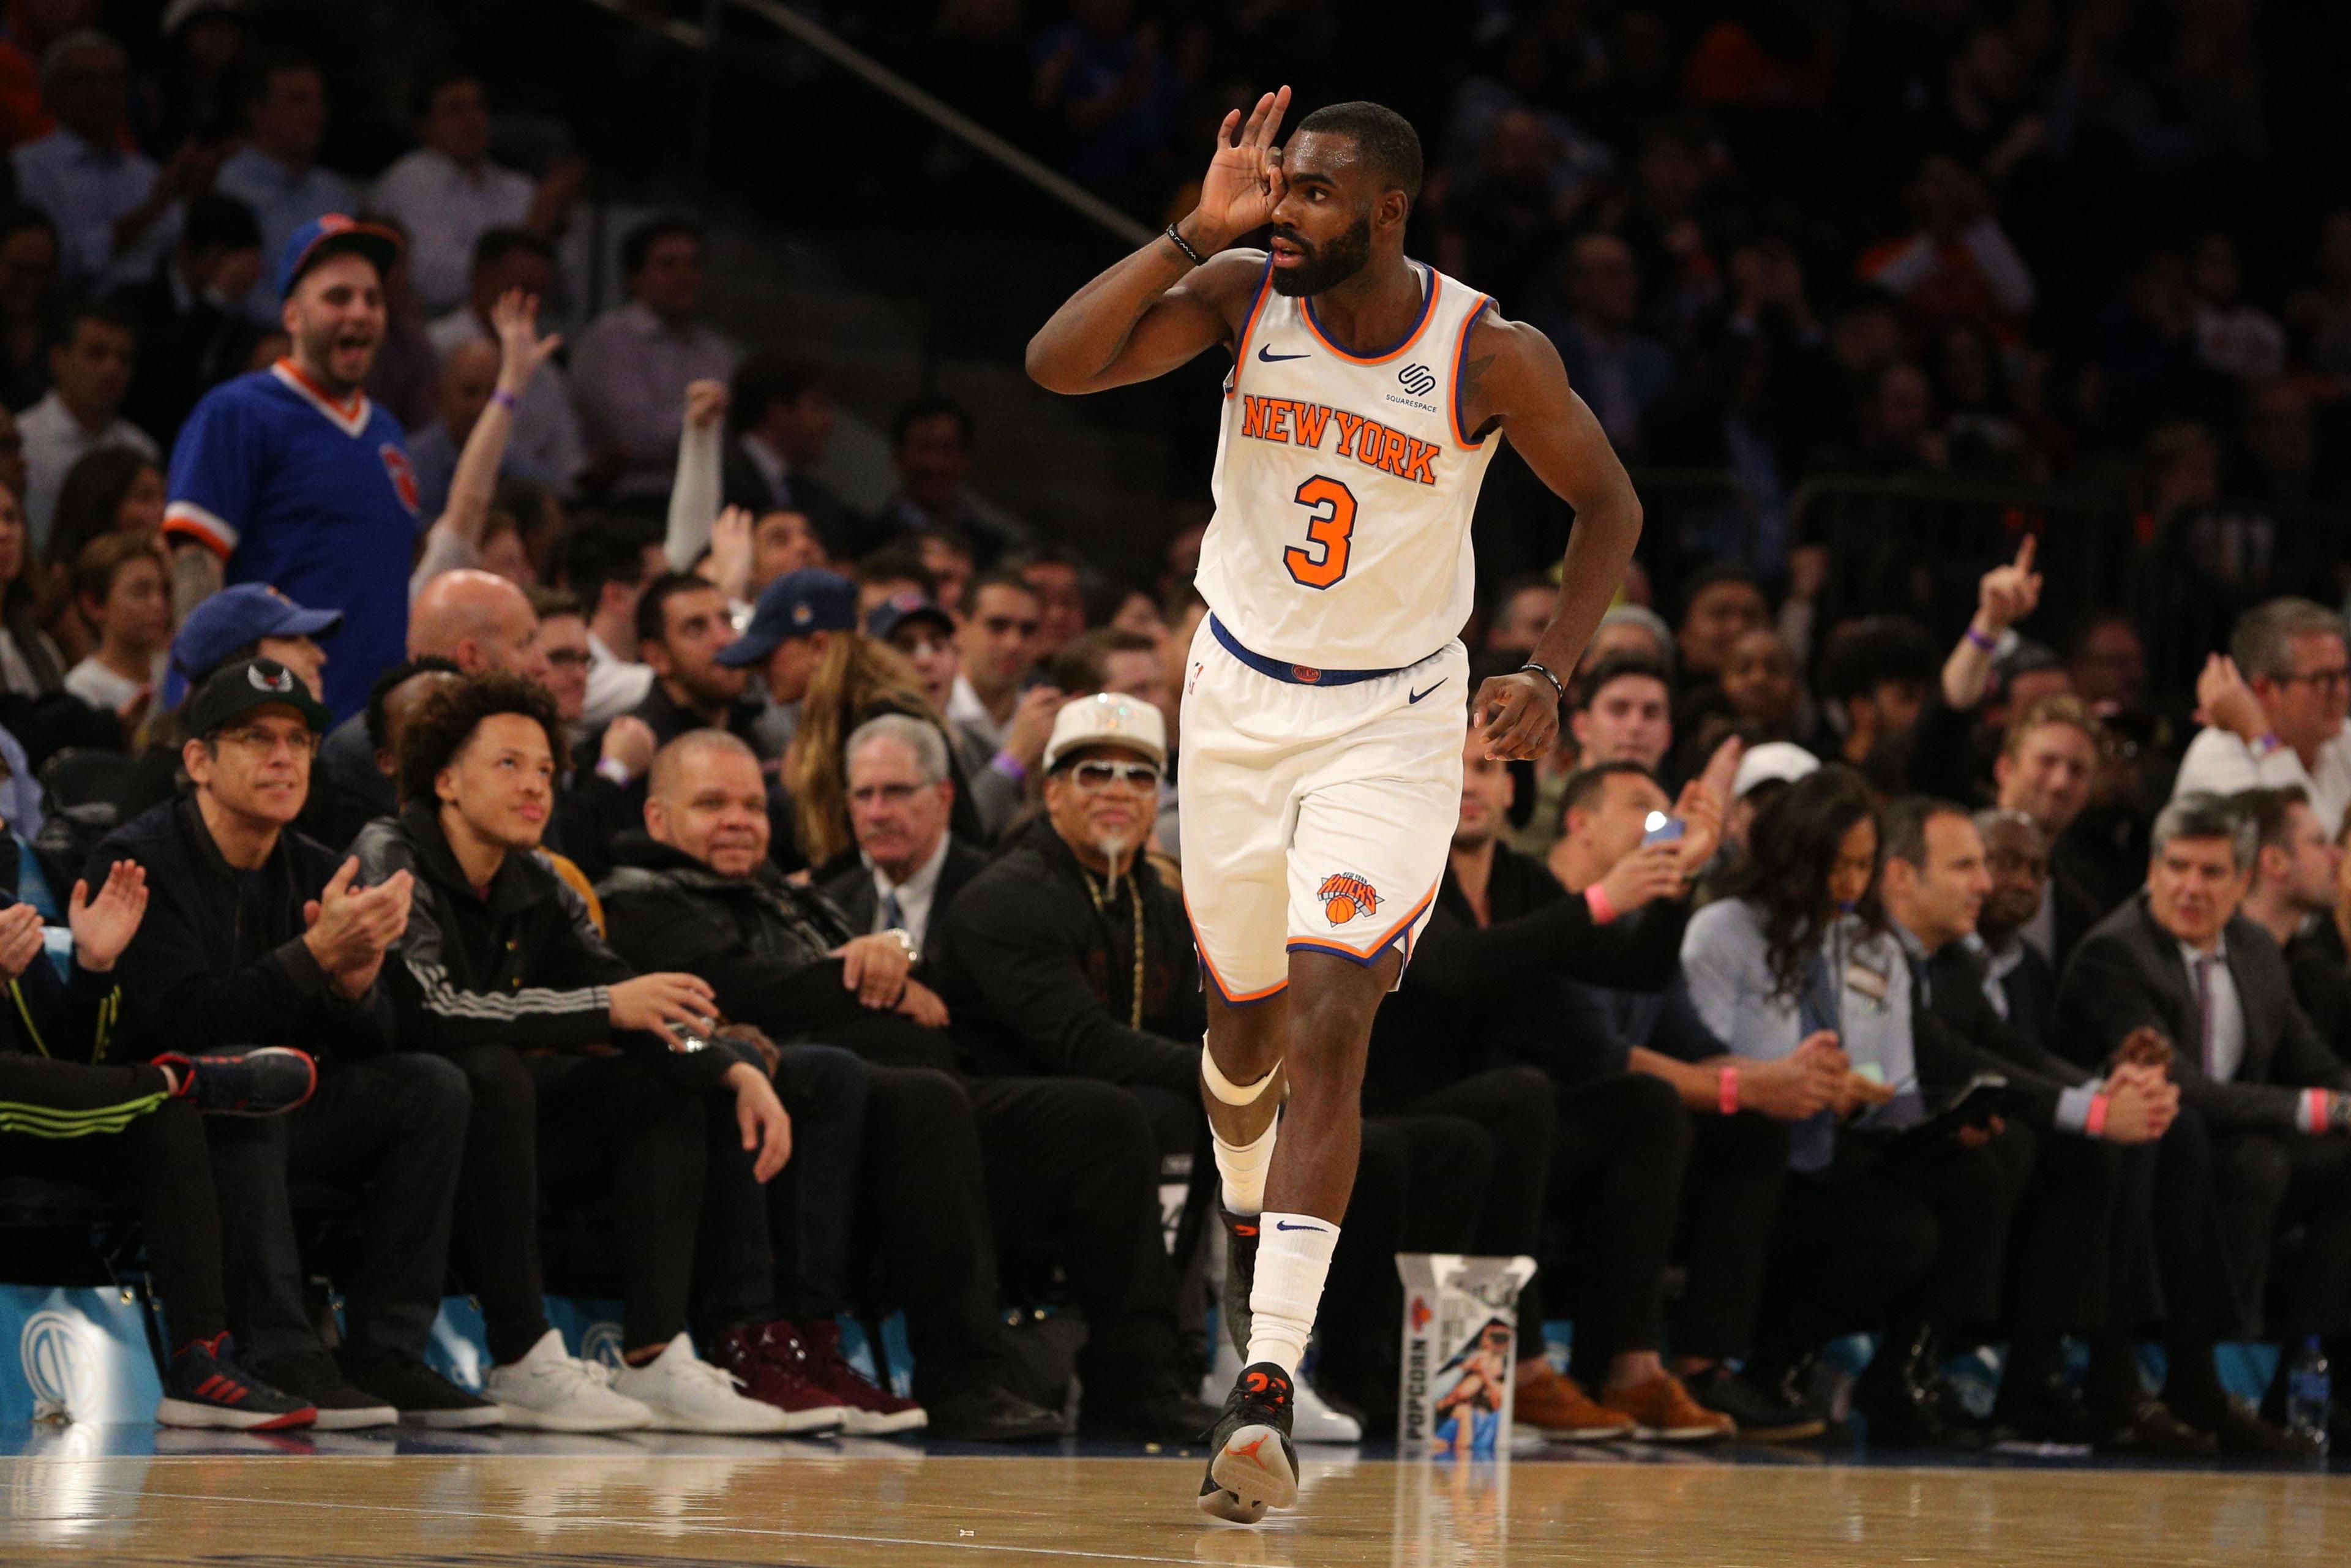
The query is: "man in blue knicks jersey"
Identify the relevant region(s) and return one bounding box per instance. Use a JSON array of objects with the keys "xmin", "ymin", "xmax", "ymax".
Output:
[
  {"xmin": 163, "ymin": 216, "xmax": 422, "ymax": 719},
  {"xmin": 1029, "ymin": 91, "xmax": 1641, "ymax": 1523}
]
